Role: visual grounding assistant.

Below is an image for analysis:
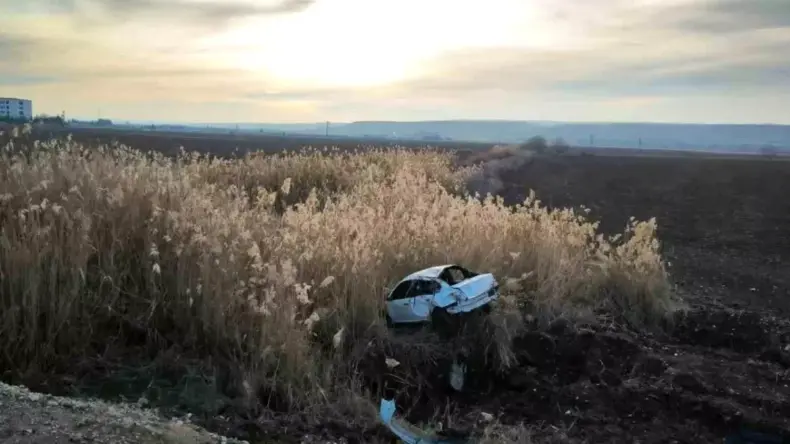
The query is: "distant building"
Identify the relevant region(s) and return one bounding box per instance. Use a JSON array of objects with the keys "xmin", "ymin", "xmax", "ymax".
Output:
[{"xmin": 0, "ymin": 97, "xmax": 33, "ymax": 121}]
